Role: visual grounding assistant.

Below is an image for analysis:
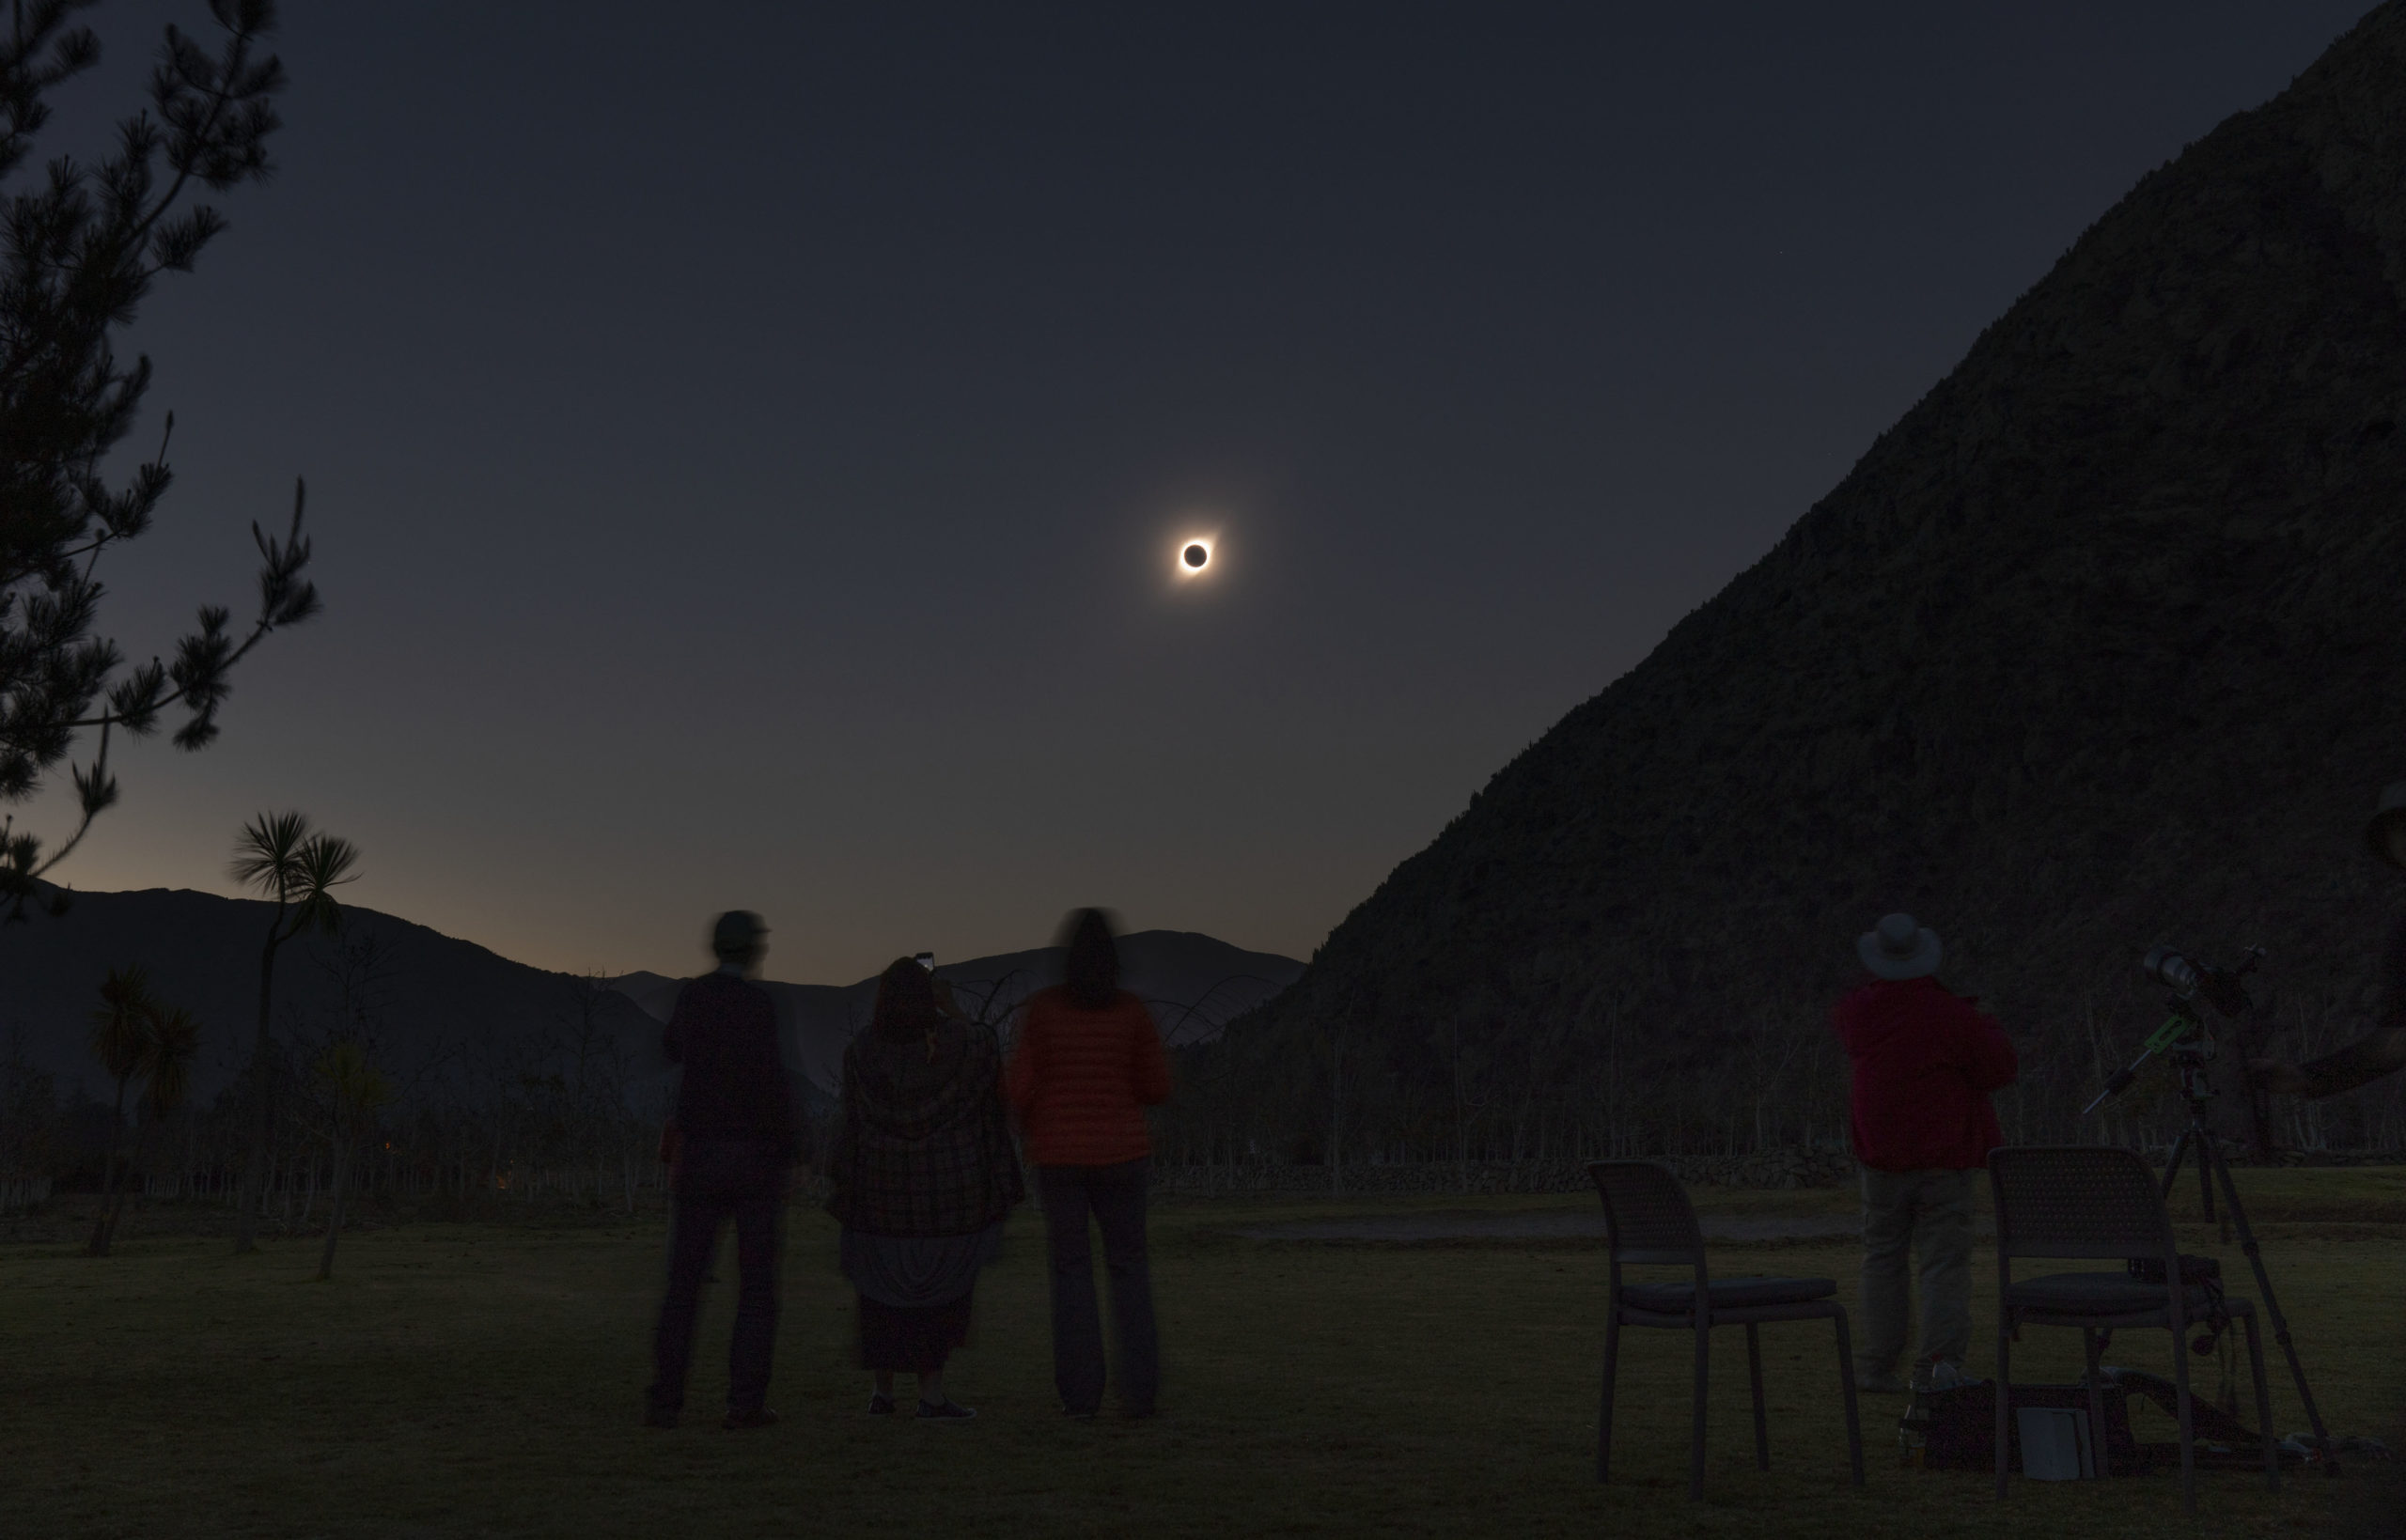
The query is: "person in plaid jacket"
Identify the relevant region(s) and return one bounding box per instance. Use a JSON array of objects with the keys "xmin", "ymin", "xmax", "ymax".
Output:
[{"xmin": 825, "ymin": 957, "xmax": 1024, "ymax": 1419}]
